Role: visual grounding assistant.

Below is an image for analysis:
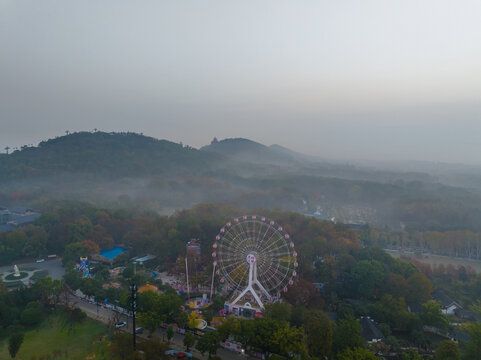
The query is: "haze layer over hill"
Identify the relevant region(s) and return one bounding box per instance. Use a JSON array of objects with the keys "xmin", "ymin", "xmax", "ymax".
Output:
[{"xmin": 1, "ymin": 131, "xmax": 481, "ymax": 232}]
